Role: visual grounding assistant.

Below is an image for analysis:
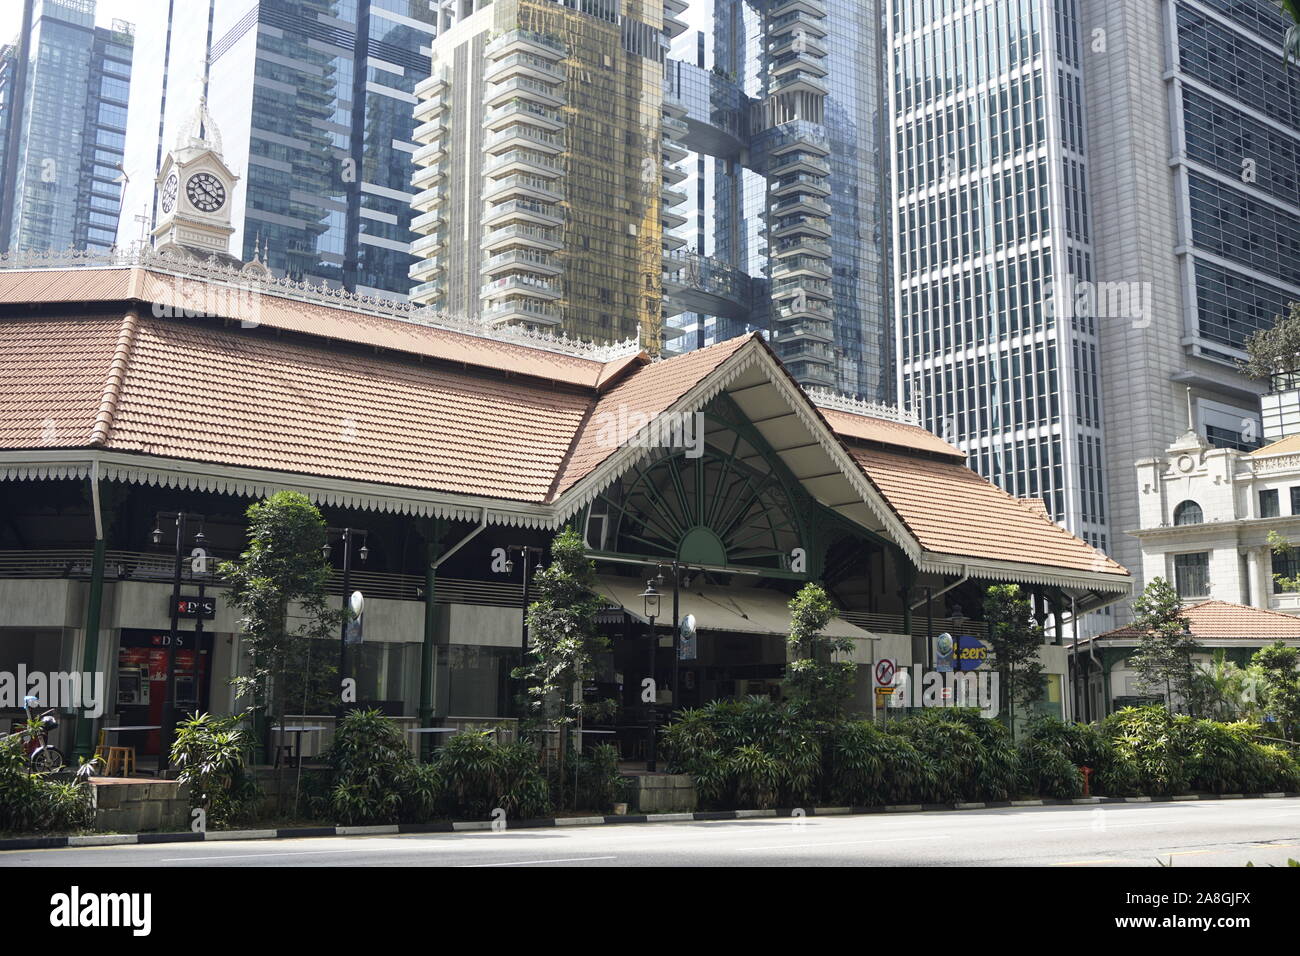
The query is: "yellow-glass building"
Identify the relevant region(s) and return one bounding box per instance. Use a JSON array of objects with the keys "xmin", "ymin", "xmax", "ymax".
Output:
[{"xmin": 411, "ymin": 0, "xmax": 675, "ymax": 351}]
